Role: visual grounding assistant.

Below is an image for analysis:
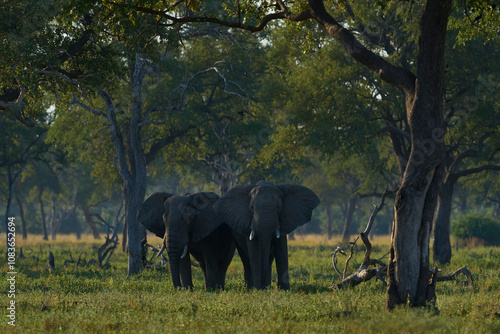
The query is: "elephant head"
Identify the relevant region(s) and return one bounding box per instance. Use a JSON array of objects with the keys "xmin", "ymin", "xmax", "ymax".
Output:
[
  {"xmin": 158, "ymin": 192, "xmax": 224, "ymax": 288},
  {"xmin": 214, "ymin": 181, "xmax": 320, "ymax": 289},
  {"xmin": 136, "ymin": 192, "xmax": 174, "ymax": 238}
]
